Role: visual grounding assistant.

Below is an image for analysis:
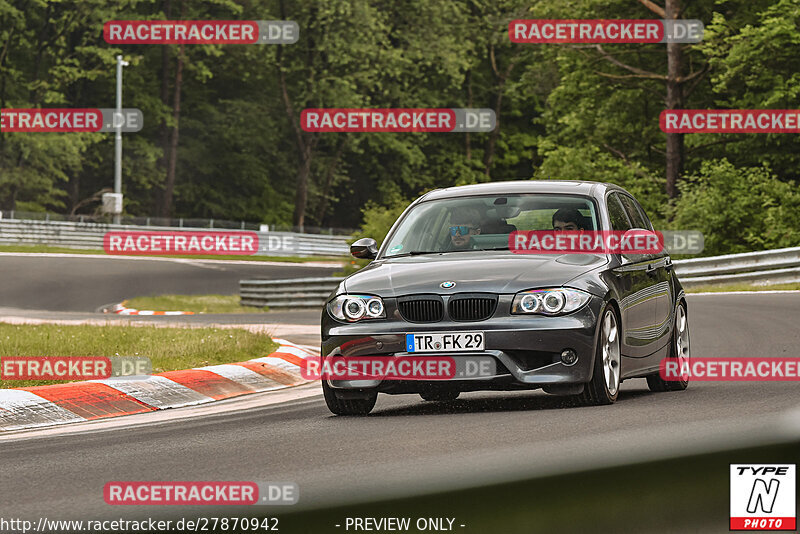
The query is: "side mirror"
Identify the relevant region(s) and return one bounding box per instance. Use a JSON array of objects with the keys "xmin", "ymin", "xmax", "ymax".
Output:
[
  {"xmin": 619, "ymin": 228, "xmax": 662, "ymax": 259},
  {"xmin": 350, "ymin": 237, "xmax": 378, "ymax": 260}
]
